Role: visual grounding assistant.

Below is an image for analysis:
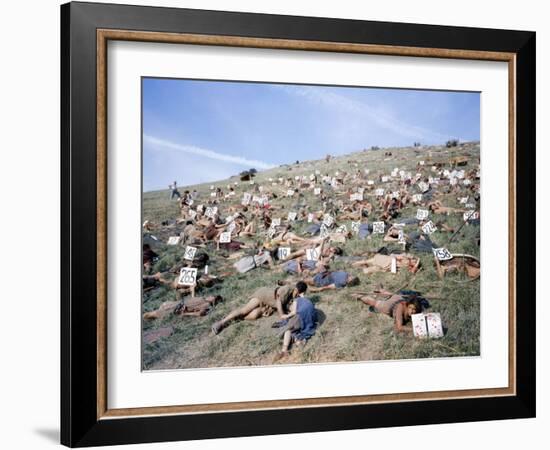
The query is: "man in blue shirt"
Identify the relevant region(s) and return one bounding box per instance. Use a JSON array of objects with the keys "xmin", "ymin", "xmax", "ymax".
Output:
[{"xmin": 304, "ymin": 270, "xmax": 360, "ymax": 292}]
